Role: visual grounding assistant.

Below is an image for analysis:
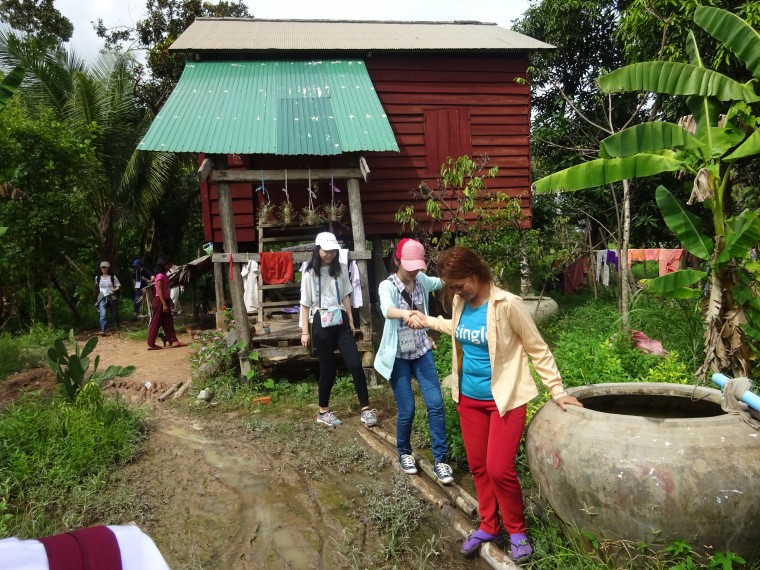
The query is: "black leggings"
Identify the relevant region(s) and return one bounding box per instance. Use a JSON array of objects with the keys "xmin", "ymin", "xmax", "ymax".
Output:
[{"xmin": 312, "ymin": 311, "xmax": 369, "ymax": 409}]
